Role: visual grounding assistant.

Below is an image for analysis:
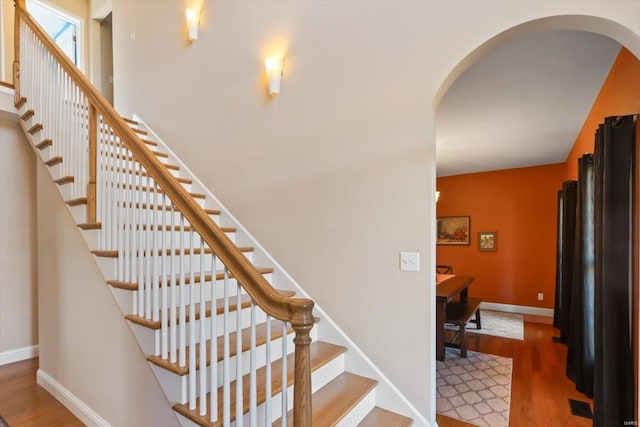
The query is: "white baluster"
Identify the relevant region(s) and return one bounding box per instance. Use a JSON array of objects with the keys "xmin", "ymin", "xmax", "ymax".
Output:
[
  {"xmin": 236, "ymin": 282, "xmax": 243, "ymax": 427},
  {"xmin": 281, "ymin": 322, "xmax": 288, "ymax": 426},
  {"xmin": 265, "ymin": 316, "xmax": 272, "ymax": 425},
  {"xmin": 154, "ymin": 184, "xmax": 162, "ymax": 324},
  {"xmin": 250, "ymin": 301, "xmax": 257, "ymax": 426},
  {"xmin": 160, "ymin": 191, "xmax": 168, "ymax": 359},
  {"xmin": 188, "ymin": 228, "xmax": 196, "ymax": 409},
  {"xmin": 179, "ymin": 214, "xmax": 186, "ymax": 368},
  {"xmin": 199, "ymin": 242, "xmax": 208, "ymax": 416},
  {"xmin": 223, "ymin": 267, "xmax": 231, "ymax": 426},
  {"xmin": 210, "ymin": 253, "xmax": 218, "ymax": 422},
  {"xmin": 170, "ymin": 202, "xmax": 177, "ymax": 363}
]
